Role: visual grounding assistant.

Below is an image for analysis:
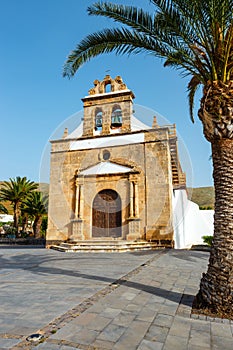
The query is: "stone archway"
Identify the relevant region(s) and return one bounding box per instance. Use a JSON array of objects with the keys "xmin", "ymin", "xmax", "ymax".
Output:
[{"xmin": 92, "ymin": 189, "xmax": 122, "ymax": 238}]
